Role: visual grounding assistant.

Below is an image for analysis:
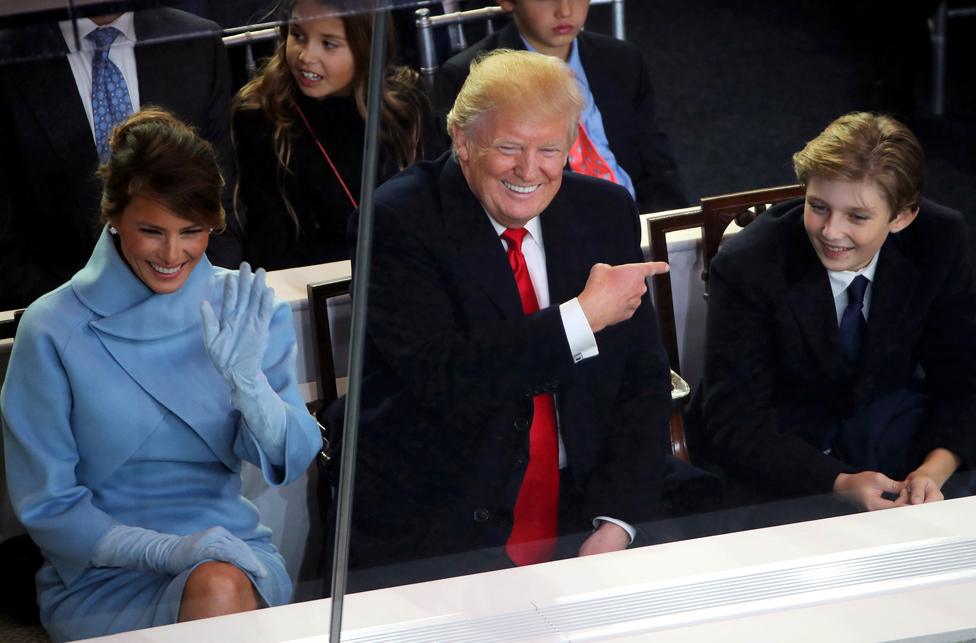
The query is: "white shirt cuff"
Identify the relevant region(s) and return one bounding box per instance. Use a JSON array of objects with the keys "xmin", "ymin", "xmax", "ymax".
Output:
[
  {"xmin": 593, "ymin": 516, "xmax": 636, "ymax": 544},
  {"xmin": 559, "ymin": 298, "xmax": 599, "ymax": 364}
]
